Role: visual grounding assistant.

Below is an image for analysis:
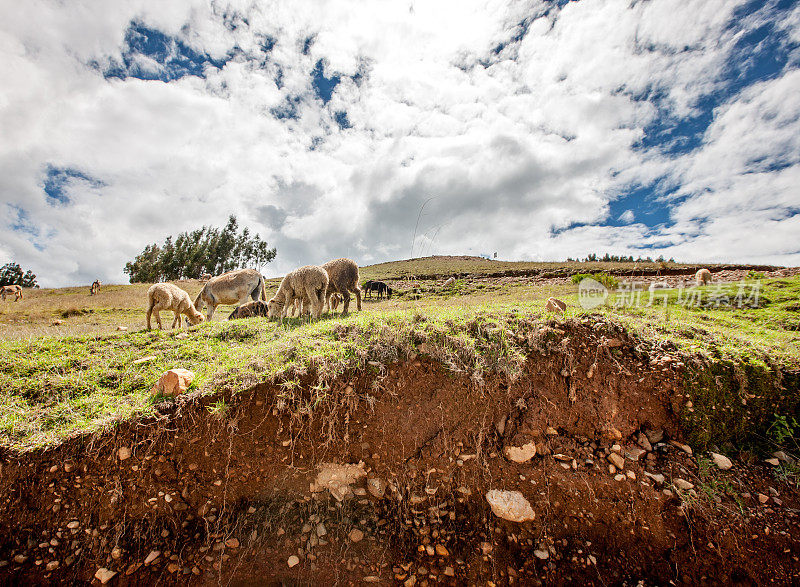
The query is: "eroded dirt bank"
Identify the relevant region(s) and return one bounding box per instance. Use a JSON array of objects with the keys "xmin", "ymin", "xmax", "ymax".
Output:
[{"xmin": 1, "ymin": 321, "xmax": 798, "ymax": 586}]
